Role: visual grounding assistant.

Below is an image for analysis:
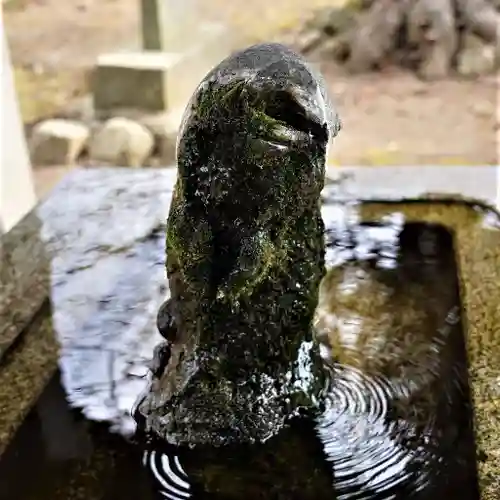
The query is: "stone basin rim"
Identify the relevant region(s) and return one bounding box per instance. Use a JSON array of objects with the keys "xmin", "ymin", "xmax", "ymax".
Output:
[{"xmin": 328, "ymin": 195, "xmax": 500, "ymax": 219}]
